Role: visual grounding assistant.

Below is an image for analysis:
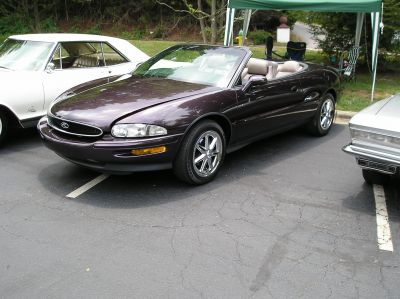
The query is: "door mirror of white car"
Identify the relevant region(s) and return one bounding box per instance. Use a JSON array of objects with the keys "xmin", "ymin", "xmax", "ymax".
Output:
[{"xmin": 45, "ymin": 62, "xmax": 56, "ymax": 73}]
